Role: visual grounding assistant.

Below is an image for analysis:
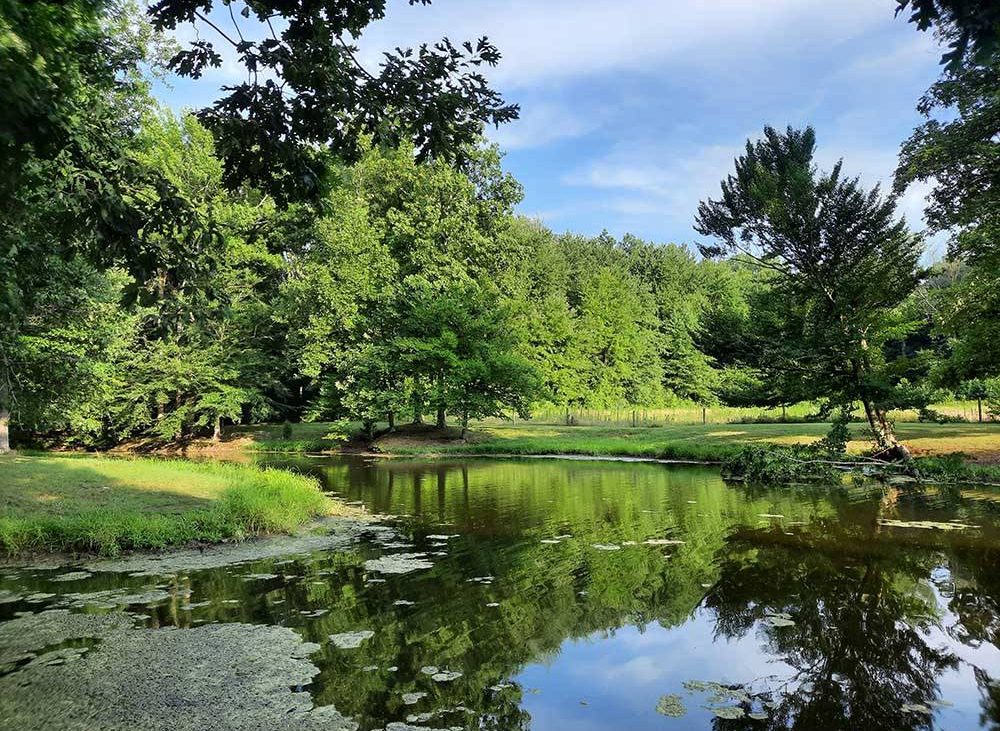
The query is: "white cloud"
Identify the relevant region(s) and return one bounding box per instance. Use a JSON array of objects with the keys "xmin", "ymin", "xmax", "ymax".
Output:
[
  {"xmin": 566, "ymin": 130, "xmax": 938, "ymax": 246},
  {"xmin": 487, "ymin": 101, "xmax": 604, "ymax": 149},
  {"xmin": 358, "ymin": 0, "xmax": 891, "ymax": 88},
  {"xmin": 563, "ymin": 139, "xmax": 745, "ymax": 234},
  {"xmin": 835, "ymin": 34, "xmax": 940, "ymax": 82}
]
